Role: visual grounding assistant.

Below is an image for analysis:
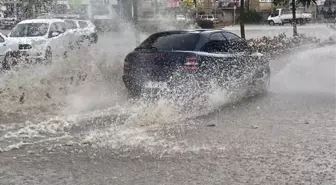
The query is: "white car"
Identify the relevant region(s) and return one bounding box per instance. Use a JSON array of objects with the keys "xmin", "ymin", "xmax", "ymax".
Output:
[
  {"xmin": 176, "ymin": 15, "xmax": 186, "ymax": 21},
  {"xmin": 7, "ymin": 18, "xmax": 73, "ymax": 64},
  {"xmin": 64, "ymin": 19, "xmax": 98, "ymax": 45},
  {"xmin": 0, "ymin": 32, "xmax": 19, "ymax": 70}
]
